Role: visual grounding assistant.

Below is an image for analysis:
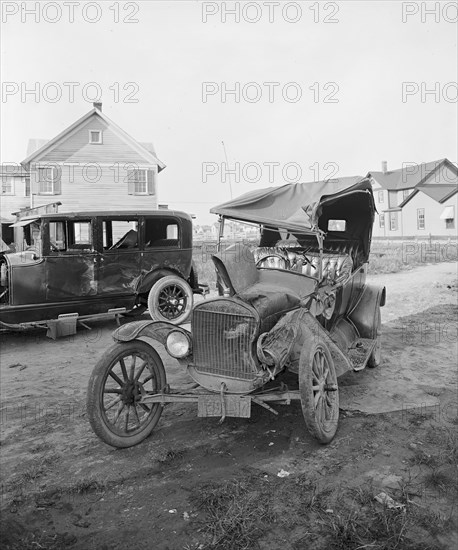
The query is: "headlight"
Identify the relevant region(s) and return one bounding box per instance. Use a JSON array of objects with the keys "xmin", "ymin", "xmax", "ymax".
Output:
[{"xmin": 166, "ymin": 330, "xmax": 191, "ymax": 359}]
